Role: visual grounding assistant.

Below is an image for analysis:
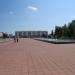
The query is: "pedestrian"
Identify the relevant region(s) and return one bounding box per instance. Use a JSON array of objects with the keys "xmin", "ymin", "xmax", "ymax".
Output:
[
  {"xmin": 14, "ymin": 37, "xmax": 16, "ymax": 43},
  {"xmin": 17, "ymin": 38, "xmax": 19, "ymax": 43}
]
